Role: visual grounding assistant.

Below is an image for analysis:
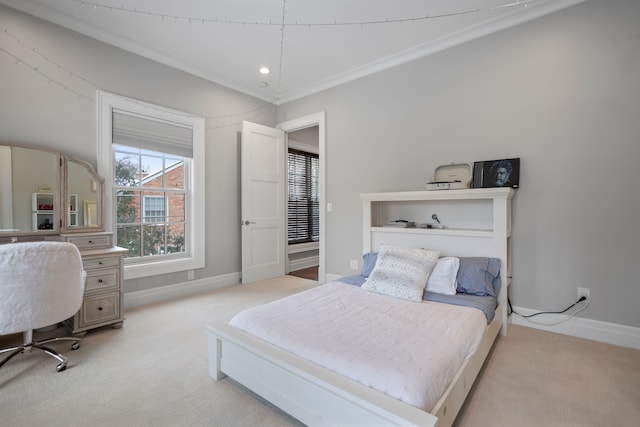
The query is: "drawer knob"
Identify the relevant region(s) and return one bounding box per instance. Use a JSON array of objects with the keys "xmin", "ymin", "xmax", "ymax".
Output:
[
  {"xmin": 98, "ymin": 306, "xmax": 103, "ymax": 311},
  {"xmin": 98, "ymin": 279, "xmax": 103, "ymax": 283},
  {"xmin": 88, "ymin": 240, "xmax": 93, "ymax": 244},
  {"xmin": 98, "ymin": 261, "xmax": 103, "ymax": 265}
]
